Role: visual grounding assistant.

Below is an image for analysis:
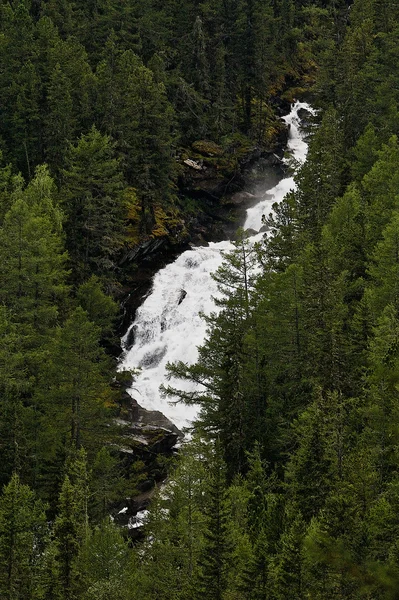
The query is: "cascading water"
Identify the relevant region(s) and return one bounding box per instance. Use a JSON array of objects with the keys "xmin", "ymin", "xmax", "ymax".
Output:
[{"xmin": 120, "ymin": 101, "xmax": 314, "ymax": 431}]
